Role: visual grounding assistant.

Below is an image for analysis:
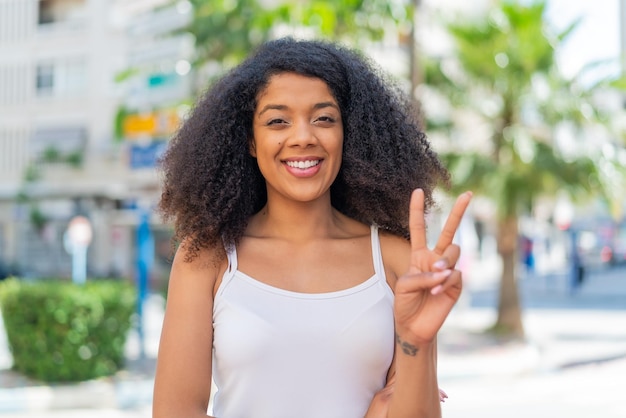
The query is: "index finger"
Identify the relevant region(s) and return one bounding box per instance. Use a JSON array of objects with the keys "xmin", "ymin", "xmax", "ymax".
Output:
[
  {"xmin": 433, "ymin": 191, "xmax": 472, "ymax": 255},
  {"xmin": 409, "ymin": 188, "xmax": 427, "ymax": 252}
]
